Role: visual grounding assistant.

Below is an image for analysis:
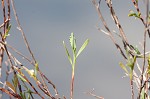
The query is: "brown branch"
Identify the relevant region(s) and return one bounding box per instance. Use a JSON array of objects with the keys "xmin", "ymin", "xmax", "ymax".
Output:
[
  {"xmin": 85, "ymin": 89, "xmax": 104, "ymax": 99},
  {"xmin": 10, "ymin": 53, "xmax": 57, "ymax": 98},
  {"xmin": 39, "ymin": 71, "xmax": 59, "ymax": 96},
  {"xmin": 131, "ymin": 0, "xmax": 150, "ymax": 37},
  {"xmin": 92, "ymin": 0, "xmax": 127, "ymax": 59},
  {"xmin": 6, "ymin": 0, "xmax": 10, "ymax": 28},
  {"xmin": 0, "ymin": 19, "xmax": 10, "ymax": 28},
  {"xmin": 105, "ymin": 0, "xmax": 128, "ymax": 43},
  {"xmin": 2, "ymin": 0, "xmax": 6, "ymax": 34},
  {"xmin": 0, "ymin": 0, "xmax": 6, "ymax": 78},
  {"xmin": 0, "ymin": 87, "xmax": 22, "ymax": 99},
  {"xmin": 130, "ymin": 79, "xmax": 134, "ymax": 99},
  {"xmin": 10, "ymin": 0, "xmax": 36, "ymax": 64},
  {"xmin": 137, "ymin": 0, "xmax": 149, "ymax": 98},
  {"xmin": 0, "ymin": 41, "xmax": 34, "ymax": 65}
]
